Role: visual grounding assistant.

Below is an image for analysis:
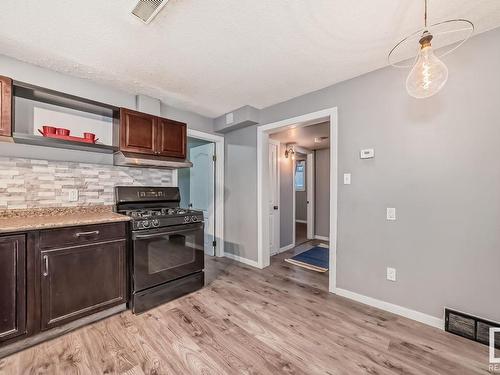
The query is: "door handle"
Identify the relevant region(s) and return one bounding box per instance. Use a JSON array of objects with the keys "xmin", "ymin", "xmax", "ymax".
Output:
[
  {"xmin": 273, "ymin": 206, "xmax": 279, "ymax": 210},
  {"xmin": 75, "ymin": 230, "xmax": 100, "ymax": 237},
  {"xmin": 42, "ymin": 255, "xmax": 49, "ymax": 276}
]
